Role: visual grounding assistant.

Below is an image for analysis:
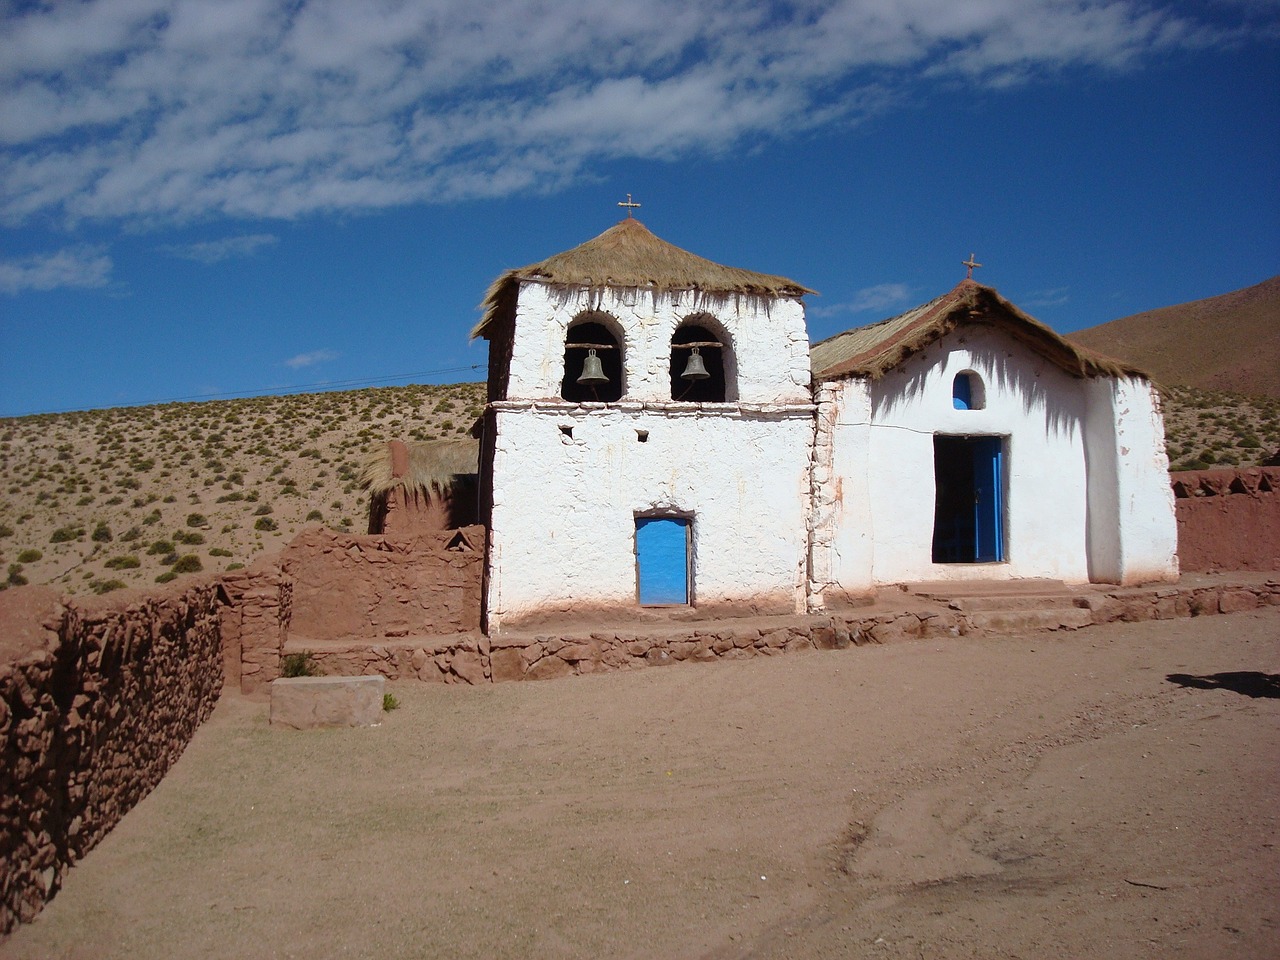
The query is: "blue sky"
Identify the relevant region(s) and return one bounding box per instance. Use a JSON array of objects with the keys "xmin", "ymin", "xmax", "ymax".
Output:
[{"xmin": 2, "ymin": 0, "xmax": 1277, "ymax": 417}]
